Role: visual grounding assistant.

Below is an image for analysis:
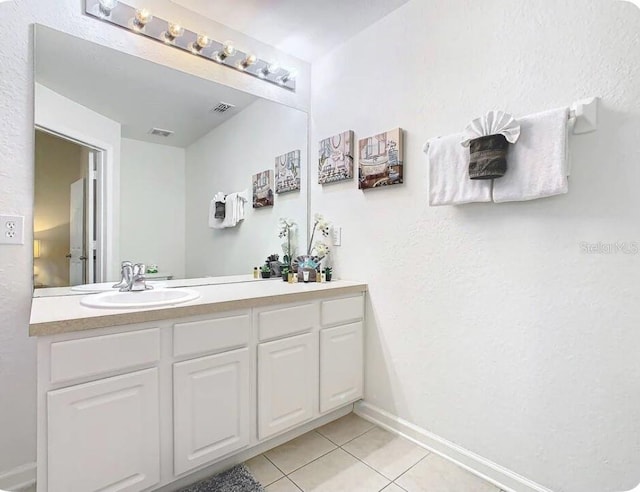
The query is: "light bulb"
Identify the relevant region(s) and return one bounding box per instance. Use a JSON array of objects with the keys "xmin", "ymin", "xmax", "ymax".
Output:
[
  {"xmin": 238, "ymin": 53, "xmax": 257, "ymax": 70},
  {"xmin": 192, "ymin": 34, "xmax": 210, "ymax": 53},
  {"xmin": 259, "ymin": 62, "xmax": 279, "ymax": 78},
  {"xmin": 165, "ymin": 23, "xmax": 184, "ymax": 41},
  {"xmin": 223, "ymin": 41, "xmax": 236, "ymax": 57},
  {"xmin": 214, "ymin": 41, "xmax": 237, "ymax": 63},
  {"xmin": 98, "ymin": 0, "xmax": 118, "ymax": 17},
  {"xmin": 197, "ymin": 35, "xmax": 210, "ymax": 48},
  {"xmin": 282, "ymin": 69, "xmax": 297, "ymax": 83},
  {"xmin": 133, "ymin": 8, "xmax": 153, "ymax": 30}
]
